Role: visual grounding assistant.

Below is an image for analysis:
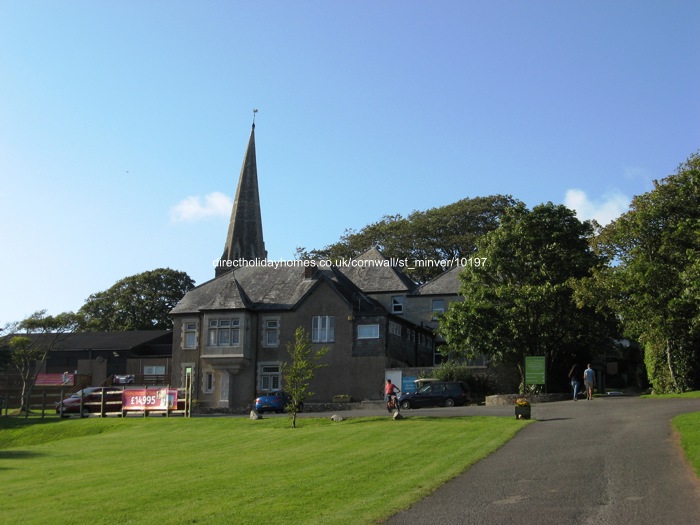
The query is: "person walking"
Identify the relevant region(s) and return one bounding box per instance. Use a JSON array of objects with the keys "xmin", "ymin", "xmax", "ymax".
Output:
[
  {"xmin": 568, "ymin": 364, "xmax": 580, "ymax": 401},
  {"xmin": 583, "ymin": 364, "xmax": 596, "ymax": 400}
]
